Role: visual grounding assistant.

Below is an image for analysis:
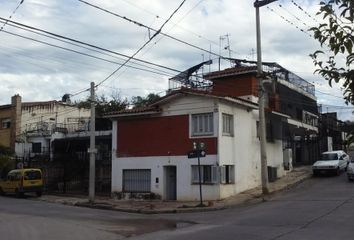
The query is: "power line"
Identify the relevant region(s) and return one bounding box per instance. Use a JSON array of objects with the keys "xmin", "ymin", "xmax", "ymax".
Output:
[
  {"xmin": 0, "ymin": 0, "xmax": 24, "ymax": 31},
  {"xmin": 119, "ymin": 0, "xmax": 220, "ymax": 49},
  {"xmin": 315, "ymin": 89, "xmax": 344, "ymax": 99},
  {"xmin": 95, "ymin": 0, "xmax": 187, "ymax": 87},
  {"xmin": 291, "ymin": 0, "xmax": 350, "ymax": 36},
  {"xmin": 266, "ymin": 6, "xmax": 313, "ymax": 38},
  {"xmin": 1, "ymin": 20, "xmax": 176, "ymax": 77},
  {"xmin": 0, "ymin": 17, "xmax": 190, "ymax": 98},
  {"xmin": 290, "ymin": 0, "xmax": 319, "ymax": 24},
  {"xmin": 0, "ymin": 17, "xmax": 182, "ymax": 74},
  {"xmin": 77, "ymin": 0, "xmax": 226, "ymax": 60},
  {"xmin": 277, "ymin": 4, "xmax": 310, "ymax": 29},
  {"xmin": 139, "ymin": 0, "xmax": 210, "ymax": 58},
  {"xmin": 0, "ymin": 28, "xmax": 175, "ymax": 79}
]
